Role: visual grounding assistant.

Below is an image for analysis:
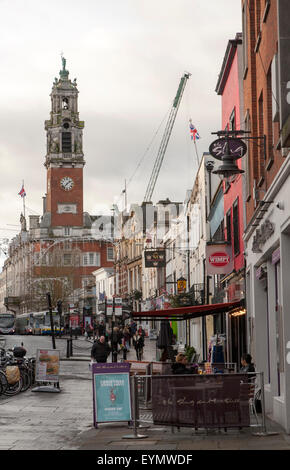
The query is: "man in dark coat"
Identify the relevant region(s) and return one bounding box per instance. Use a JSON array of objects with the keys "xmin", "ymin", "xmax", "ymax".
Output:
[
  {"xmin": 91, "ymin": 336, "xmax": 111, "ymax": 363},
  {"xmin": 98, "ymin": 321, "xmax": 105, "ymax": 337}
]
